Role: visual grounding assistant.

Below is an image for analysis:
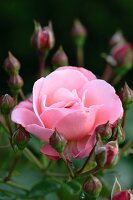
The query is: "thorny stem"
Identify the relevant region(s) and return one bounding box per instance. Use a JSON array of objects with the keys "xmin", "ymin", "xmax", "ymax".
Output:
[
  {"xmin": 61, "ymin": 152, "xmax": 75, "ymax": 178},
  {"xmin": 77, "ymin": 46, "xmax": 84, "ymax": 66},
  {"xmin": 4, "ymin": 153, "xmax": 21, "ymax": 182}
]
